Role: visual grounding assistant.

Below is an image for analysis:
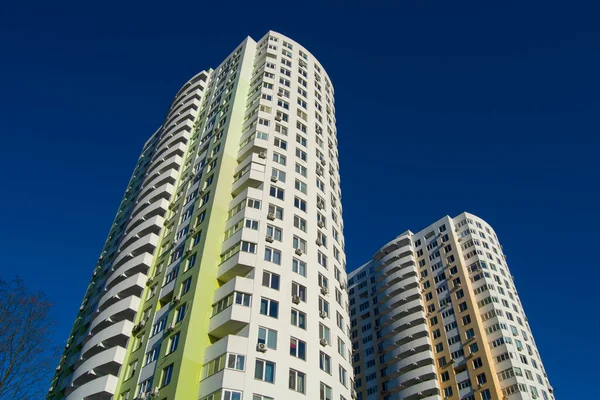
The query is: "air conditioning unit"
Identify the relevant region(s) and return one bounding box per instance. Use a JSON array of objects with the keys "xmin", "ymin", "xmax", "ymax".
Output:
[
  {"xmin": 351, "ymin": 389, "xmax": 357, "ymax": 399},
  {"xmin": 275, "ymin": 115, "xmax": 282, "ymax": 121},
  {"xmin": 258, "ymin": 151, "xmax": 266, "ymax": 159},
  {"xmin": 166, "ymin": 324, "xmax": 176, "ymax": 334},
  {"xmin": 270, "ymin": 176, "xmax": 278, "ymax": 182},
  {"xmin": 316, "ymin": 169, "xmax": 323, "ymax": 176},
  {"xmin": 320, "ymin": 338, "xmax": 328, "ymax": 346},
  {"xmin": 317, "ymin": 202, "xmax": 324, "ymax": 209},
  {"xmin": 320, "ymin": 158, "xmax": 326, "ymax": 166},
  {"xmin": 317, "ymin": 220, "xmax": 325, "ymax": 228},
  {"xmin": 319, "ymin": 311, "xmax": 327, "ymax": 318},
  {"xmin": 146, "ymin": 277, "xmax": 154, "ymax": 286},
  {"xmin": 292, "ymin": 295, "xmax": 301, "ymax": 304},
  {"xmin": 172, "ymin": 295, "xmax": 181, "ymax": 304},
  {"xmin": 265, "ymin": 235, "xmax": 274, "ymax": 243},
  {"xmin": 320, "ymin": 287, "xmax": 329, "ymax": 295},
  {"xmin": 149, "ymin": 387, "xmax": 160, "ymax": 398},
  {"xmin": 340, "ymin": 282, "xmax": 346, "ymax": 290},
  {"xmin": 316, "ymin": 238, "xmax": 323, "ymax": 246},
  {"xmin": 257, "ymin": 343, "xmax": 268, "ymax": 352},
  {"xmin": 295, "ymin": 248, "xmax": 303, "ymax": 256},
  {"xmin": 328, "ymin": 140, "xmax": 333, "ymax": 148}
]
